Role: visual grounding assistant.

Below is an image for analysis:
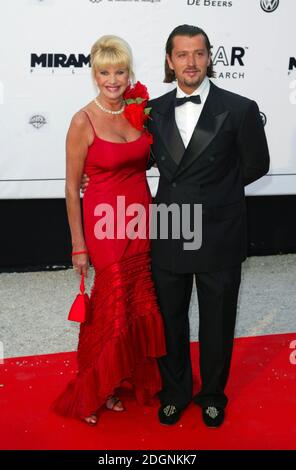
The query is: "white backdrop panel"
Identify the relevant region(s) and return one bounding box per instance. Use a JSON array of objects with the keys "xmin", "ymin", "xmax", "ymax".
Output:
[{"xmin": 0, "ymin": 0, "xmax": 295, "ymax": 199}]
